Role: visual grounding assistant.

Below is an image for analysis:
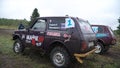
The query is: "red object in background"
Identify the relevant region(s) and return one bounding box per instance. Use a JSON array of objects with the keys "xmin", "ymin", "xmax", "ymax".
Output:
[
  {"xmin": 32, "ymin": 38, "xmax": 36, "ymax": 46},
  {"xmin": 38, "ymin": 36, "xmax": 44, "ymax": 42}
]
